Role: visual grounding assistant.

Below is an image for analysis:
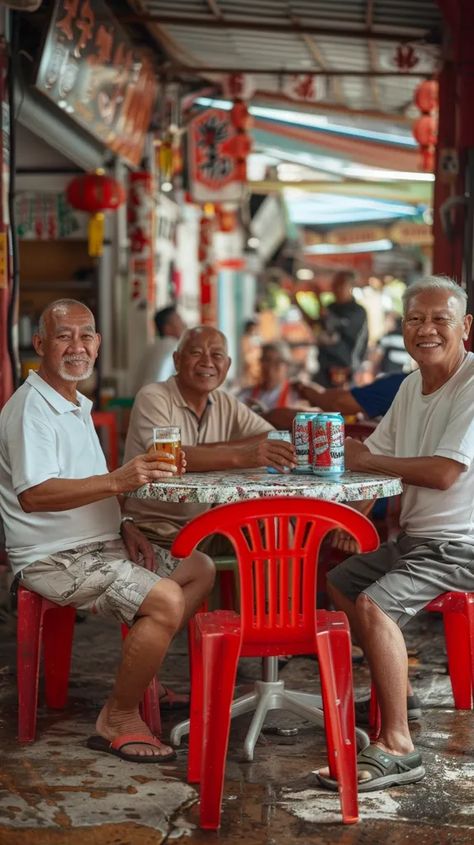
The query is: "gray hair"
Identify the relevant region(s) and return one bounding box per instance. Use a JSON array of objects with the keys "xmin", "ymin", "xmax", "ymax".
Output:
[
  {"xmin": 176, "ymin": 325, "xmax": 228, "ymax": 353},
  {"xmin": 261, "ymin": 341, "xmax": 292, "ymax": 364},
  {"xmin": 402, "ymin": 275, "xmax": 468, "ymax": 316},
  {"xmin": 37, "ymin": 299, "xmax": 95, "ymax": 337}
]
